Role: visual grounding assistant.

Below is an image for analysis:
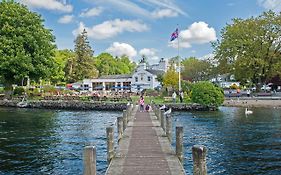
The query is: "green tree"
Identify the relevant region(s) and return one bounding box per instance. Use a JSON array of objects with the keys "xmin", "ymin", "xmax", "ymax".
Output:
[
  {"xmin": 0, "ymin": 0, "xmax": 56, "ymax": 86},
  {"xmin": 50, "ymin": 49, "xmax": 74, "ymax": 84},
  {"xmin": 213, "ymin": 11, "xmax": 281, "ymax": 88},
  {"xmin": 163, "ymin": 66, "xmax": 178, "ymax": 90},
  {"xmin": 191, "ymin": 81, "xmax": 224, "ymax": 107},
  {"xmin": 182, "ymin": 57, "xmax": 212, "ymax": 81},
  {"xmin": 71, "ymin": 29, "xmax": 98, "ymax": 82},
  {"xmin": 94, "ymin": 53, "xmax": 136, "ymax": 76}
]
